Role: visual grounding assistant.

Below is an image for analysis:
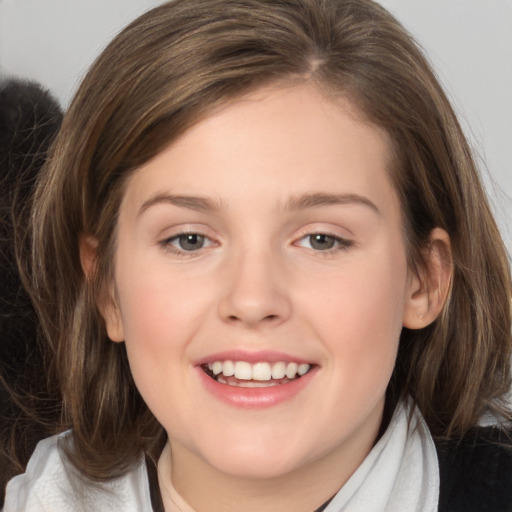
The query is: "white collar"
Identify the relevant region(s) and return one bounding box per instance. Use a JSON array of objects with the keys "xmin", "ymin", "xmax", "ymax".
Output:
[{"xmin": 325, "ymin": 399, "xmax": 439, "ymax": 512}]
